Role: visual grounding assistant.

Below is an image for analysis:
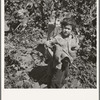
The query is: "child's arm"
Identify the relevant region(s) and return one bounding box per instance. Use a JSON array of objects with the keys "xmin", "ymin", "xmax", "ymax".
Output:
[
  {"xmin": 38, "ymin": 35, "xmax": 61, "ymax": 48},
  {"xmin": 70, "ymin": 36, "xmax": 80, "ymax": 51},
  {"xmin": 44, "ymin": 37, "xmax": 57, "ymax": 48}
]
